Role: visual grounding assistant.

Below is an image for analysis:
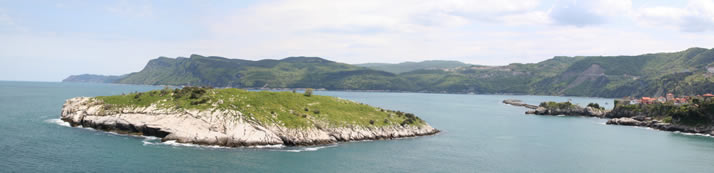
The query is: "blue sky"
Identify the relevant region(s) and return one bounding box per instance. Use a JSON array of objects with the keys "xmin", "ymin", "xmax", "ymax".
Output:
[{"xmin": 1, "ymin": 0, "xmax": 714, "ymax": 81}]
